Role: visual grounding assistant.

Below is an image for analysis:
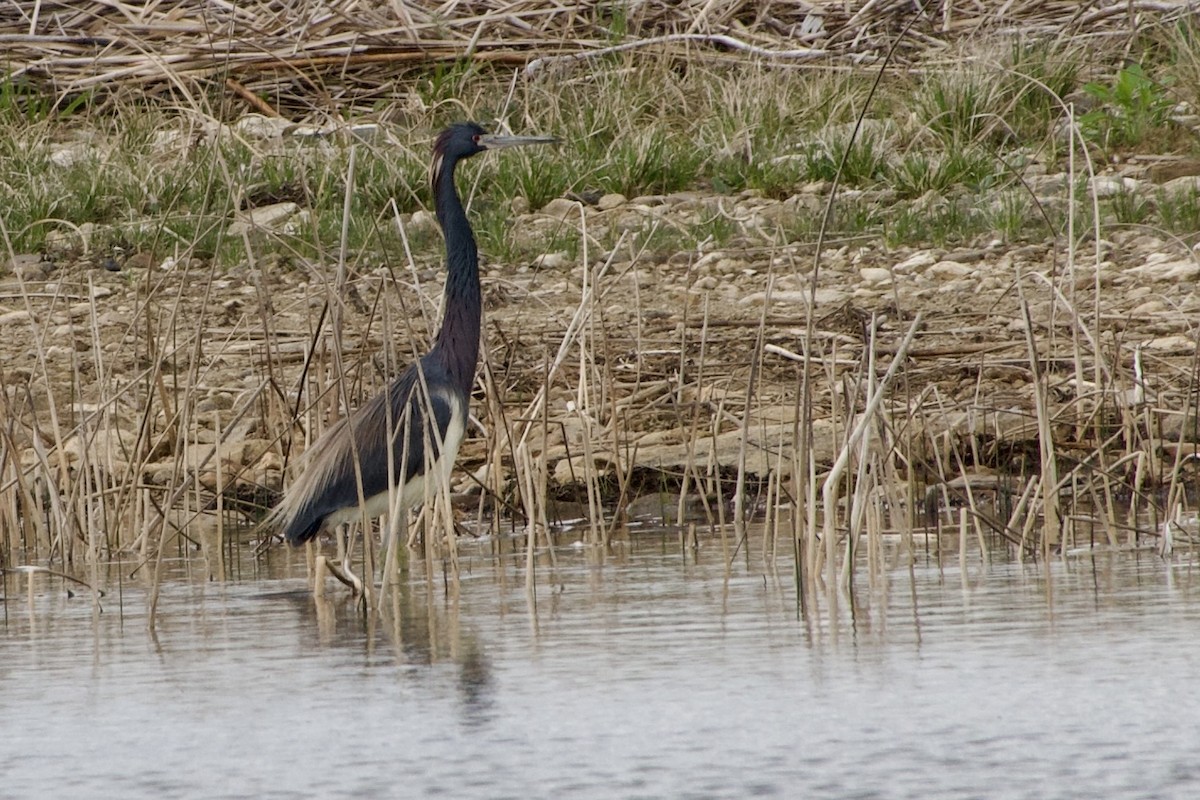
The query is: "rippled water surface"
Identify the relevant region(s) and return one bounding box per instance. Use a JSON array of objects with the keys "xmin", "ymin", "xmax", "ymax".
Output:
[{"xmin": 4, "ymin": 531, "xmax": 1199, "ymax": 799}]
